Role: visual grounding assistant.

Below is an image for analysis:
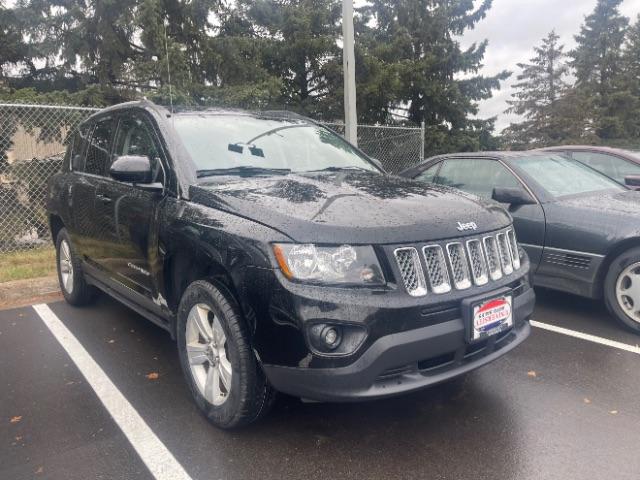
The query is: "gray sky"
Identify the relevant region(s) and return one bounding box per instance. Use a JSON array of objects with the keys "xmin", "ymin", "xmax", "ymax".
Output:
[{"xmin": 460, "ymin": 0, "xmax": 640, "ymax": 131}]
